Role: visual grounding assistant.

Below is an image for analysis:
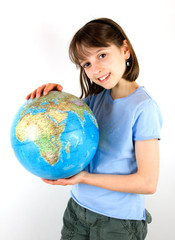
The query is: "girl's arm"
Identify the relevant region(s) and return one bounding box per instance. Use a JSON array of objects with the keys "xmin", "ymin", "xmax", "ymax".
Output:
[{"xmin": 43, "ymin": 139, "xmax": 159, "ymax": 195}]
